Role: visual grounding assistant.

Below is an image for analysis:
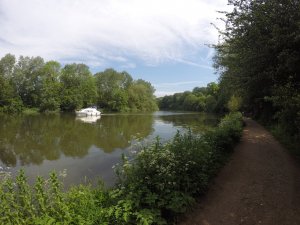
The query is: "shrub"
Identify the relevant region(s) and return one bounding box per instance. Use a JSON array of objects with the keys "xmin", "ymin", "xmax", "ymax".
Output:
[
  {"xmin": 112, "ymin": 112, "xmax": 243, "ymax": 224},
  {"xmin": 0, "ymin": 170, "xmax": 111, "ymax": 225},
  {"xmin": 227, "ymin": 95, "xmax": 242, "ymax": 112}
]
